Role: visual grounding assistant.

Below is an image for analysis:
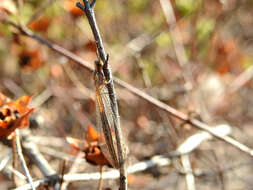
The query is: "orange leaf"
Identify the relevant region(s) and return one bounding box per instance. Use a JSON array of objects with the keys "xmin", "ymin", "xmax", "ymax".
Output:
[
  {"xmin": 0, "ymin": 94, "xmax": 34, "ymax": 139},
  {"xmin": 19, "ymin": 49, "xmax": 44, "ymax": 71},
  {"xmin": 85, "ymin": 125, "xmax": 99, "ymax": 142},
  {"xmin": 7, "ymin": 95, "xmax": 33, "ymax": 115},
  {"xmin": 64, "ymin": 0, "xmax": 83, "ymax": 18},
  {"xmin": 84, "ymin": 145, "xmax": 112, "ymax": 167},
  {"xmin": 28, "ymin": 16, "xmax": 51, "ymax": 32},
  {"xmin": 0, "ymin": 92, "xmax": 11, "ymax": 107},
  {"xmin": 66, "ymin": 125, "xmax": 111, "ymax": 167},
  {"xmin": 84, "ymin": 41, "xmax": 97, "ymax": 53},
  {"xmin": 0, "ymin": 108, "xmax": 34, "ymax": 139}
]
